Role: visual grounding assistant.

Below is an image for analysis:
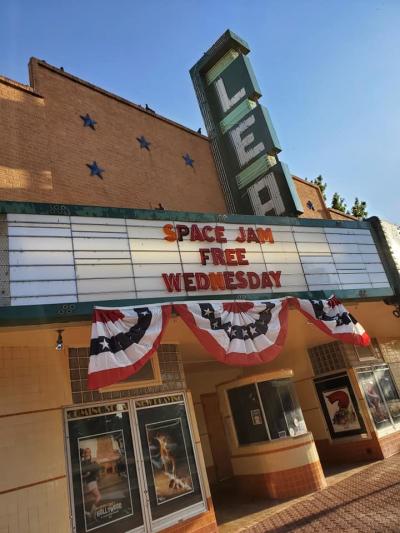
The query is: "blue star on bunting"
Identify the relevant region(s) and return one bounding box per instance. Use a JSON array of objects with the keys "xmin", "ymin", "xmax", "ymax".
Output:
[
  {"xmin": 86, "ymin": 161, "xmax": 104, "ymax": 179},
  {"xmin": 183, "ymin": 153, "xmax": 194, "ymax": 167},
  {"xmin": 80, "ymin": 113, "xmax": 97, "ymax": 130},
  {"xmin": 136, "ymin": 135, "xmax": 151, "ymax": 150}
]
